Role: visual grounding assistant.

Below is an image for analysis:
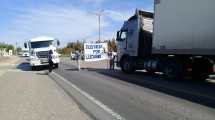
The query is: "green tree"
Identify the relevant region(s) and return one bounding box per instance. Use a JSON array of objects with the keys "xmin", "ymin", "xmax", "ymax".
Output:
[
  {"xmin": 6, "ymin": 45, "xmax": 14, "ymax": 52},
  {"xmin": 59, "ymin": 40, "xmax": 84, "ymax": 56},
  {"xmin": 107, "ymin": 38, "xmax": 117, "ymax": 52},
  {"xmin": 0, "ymin": 43, "xmax": 15, "ymax": 52},
  {"xmin": 67, "ymin": 40, "xmax": 84, "ymax": 52},
  {"xmin": 16, "ymin": 47, "xmax": 22, "ymax": 53}
]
